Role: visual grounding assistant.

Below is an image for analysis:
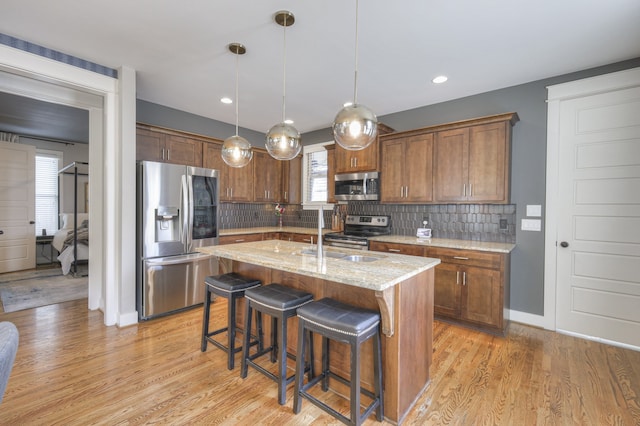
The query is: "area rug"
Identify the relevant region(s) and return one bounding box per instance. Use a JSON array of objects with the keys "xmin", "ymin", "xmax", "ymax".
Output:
[{"xmin": 0, "ymin": 269, "xmax": 87, "ymax": 313}]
